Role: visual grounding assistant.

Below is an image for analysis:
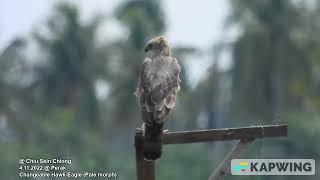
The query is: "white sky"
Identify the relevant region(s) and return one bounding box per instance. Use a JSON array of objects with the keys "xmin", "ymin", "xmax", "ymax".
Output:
[{"xmin": 0, "ymin": 0, "xmax": 231, "ymax": 84}]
